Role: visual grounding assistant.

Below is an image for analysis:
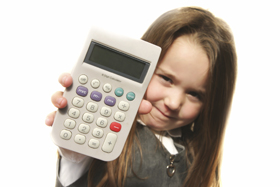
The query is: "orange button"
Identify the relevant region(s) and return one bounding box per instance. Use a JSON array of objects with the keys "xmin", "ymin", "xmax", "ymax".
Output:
[{"xmin": 110, "ymin": 122, "xmax": 122, "ymax": 132}]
